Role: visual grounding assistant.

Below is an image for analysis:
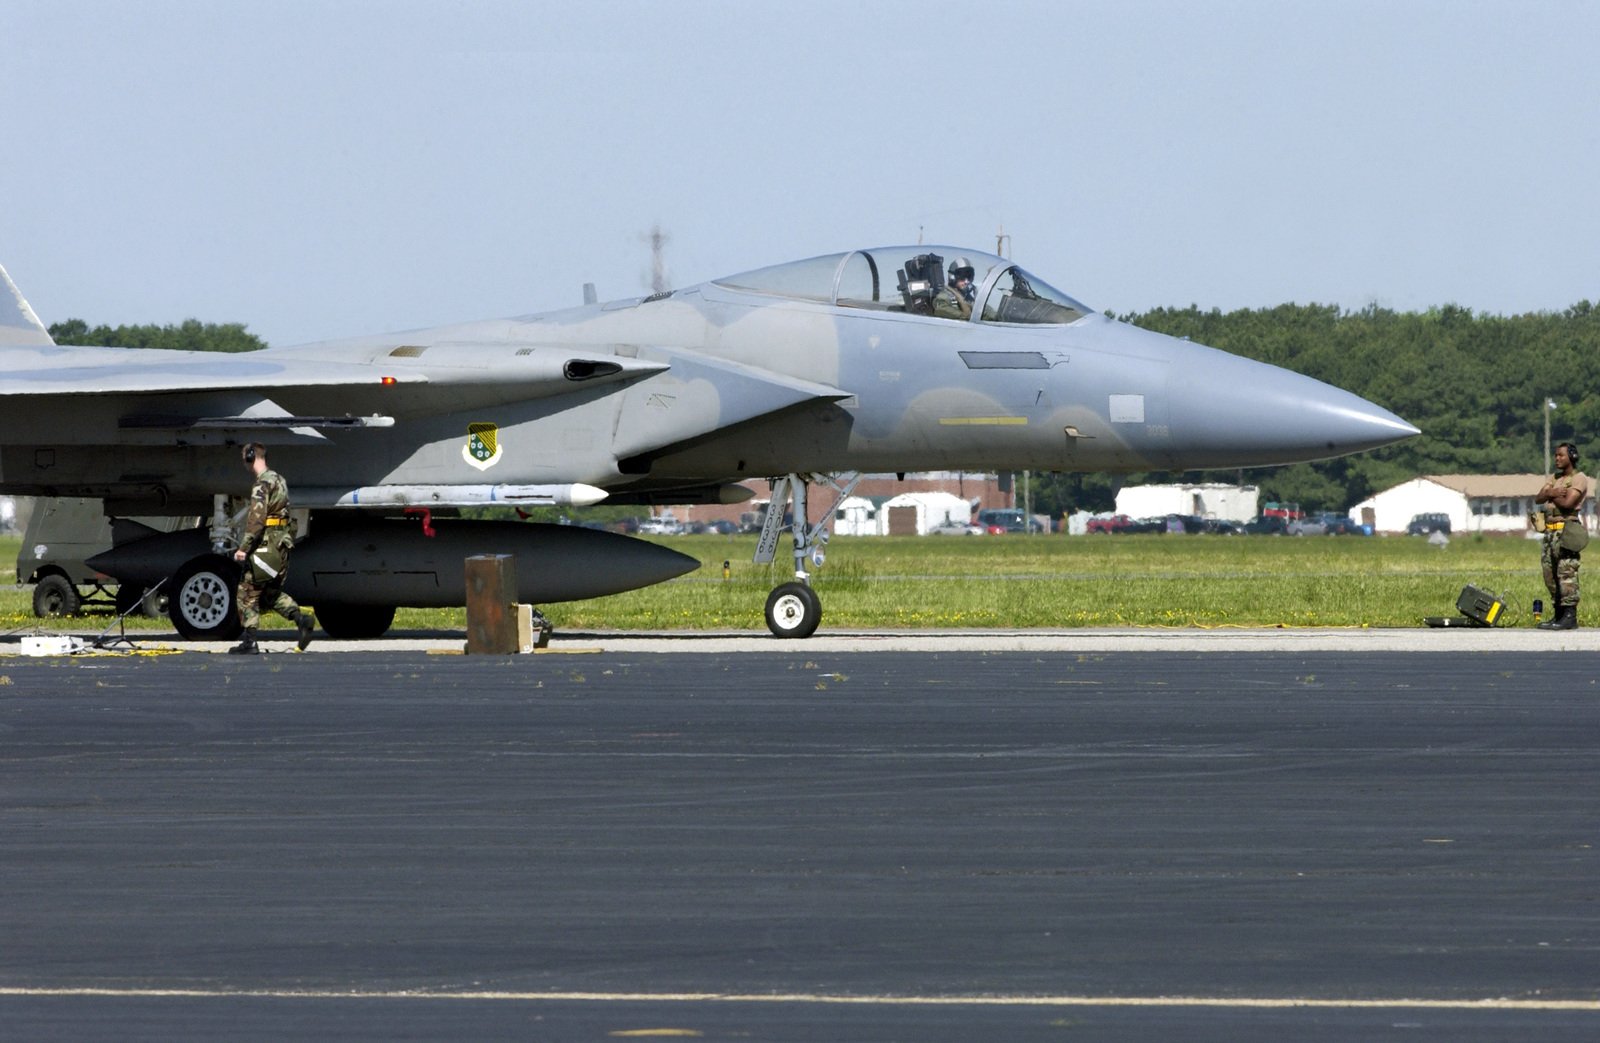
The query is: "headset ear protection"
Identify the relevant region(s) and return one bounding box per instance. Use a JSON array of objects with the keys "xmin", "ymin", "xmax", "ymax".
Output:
[
  {"xmin": 1567, "ymin": 444, "xmax": 1581, "ymax": 467},
  {"xmin": 242, "ymin": 444, "xmax": 256, "ymax": 465}
]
